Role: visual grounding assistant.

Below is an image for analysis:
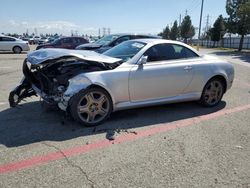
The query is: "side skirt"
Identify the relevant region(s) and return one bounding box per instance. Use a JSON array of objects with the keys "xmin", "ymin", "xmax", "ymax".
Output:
[{"xmin": 113, "ymin": 92, "xmax": 202, "ymax": 111}]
